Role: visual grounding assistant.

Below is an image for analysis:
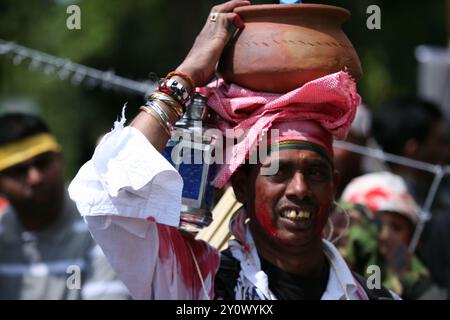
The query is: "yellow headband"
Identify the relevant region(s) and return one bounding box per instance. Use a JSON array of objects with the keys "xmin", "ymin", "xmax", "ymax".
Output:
[{"xmin": 0, "ymin": 133, "xmax": 62, "ymax": 172}]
